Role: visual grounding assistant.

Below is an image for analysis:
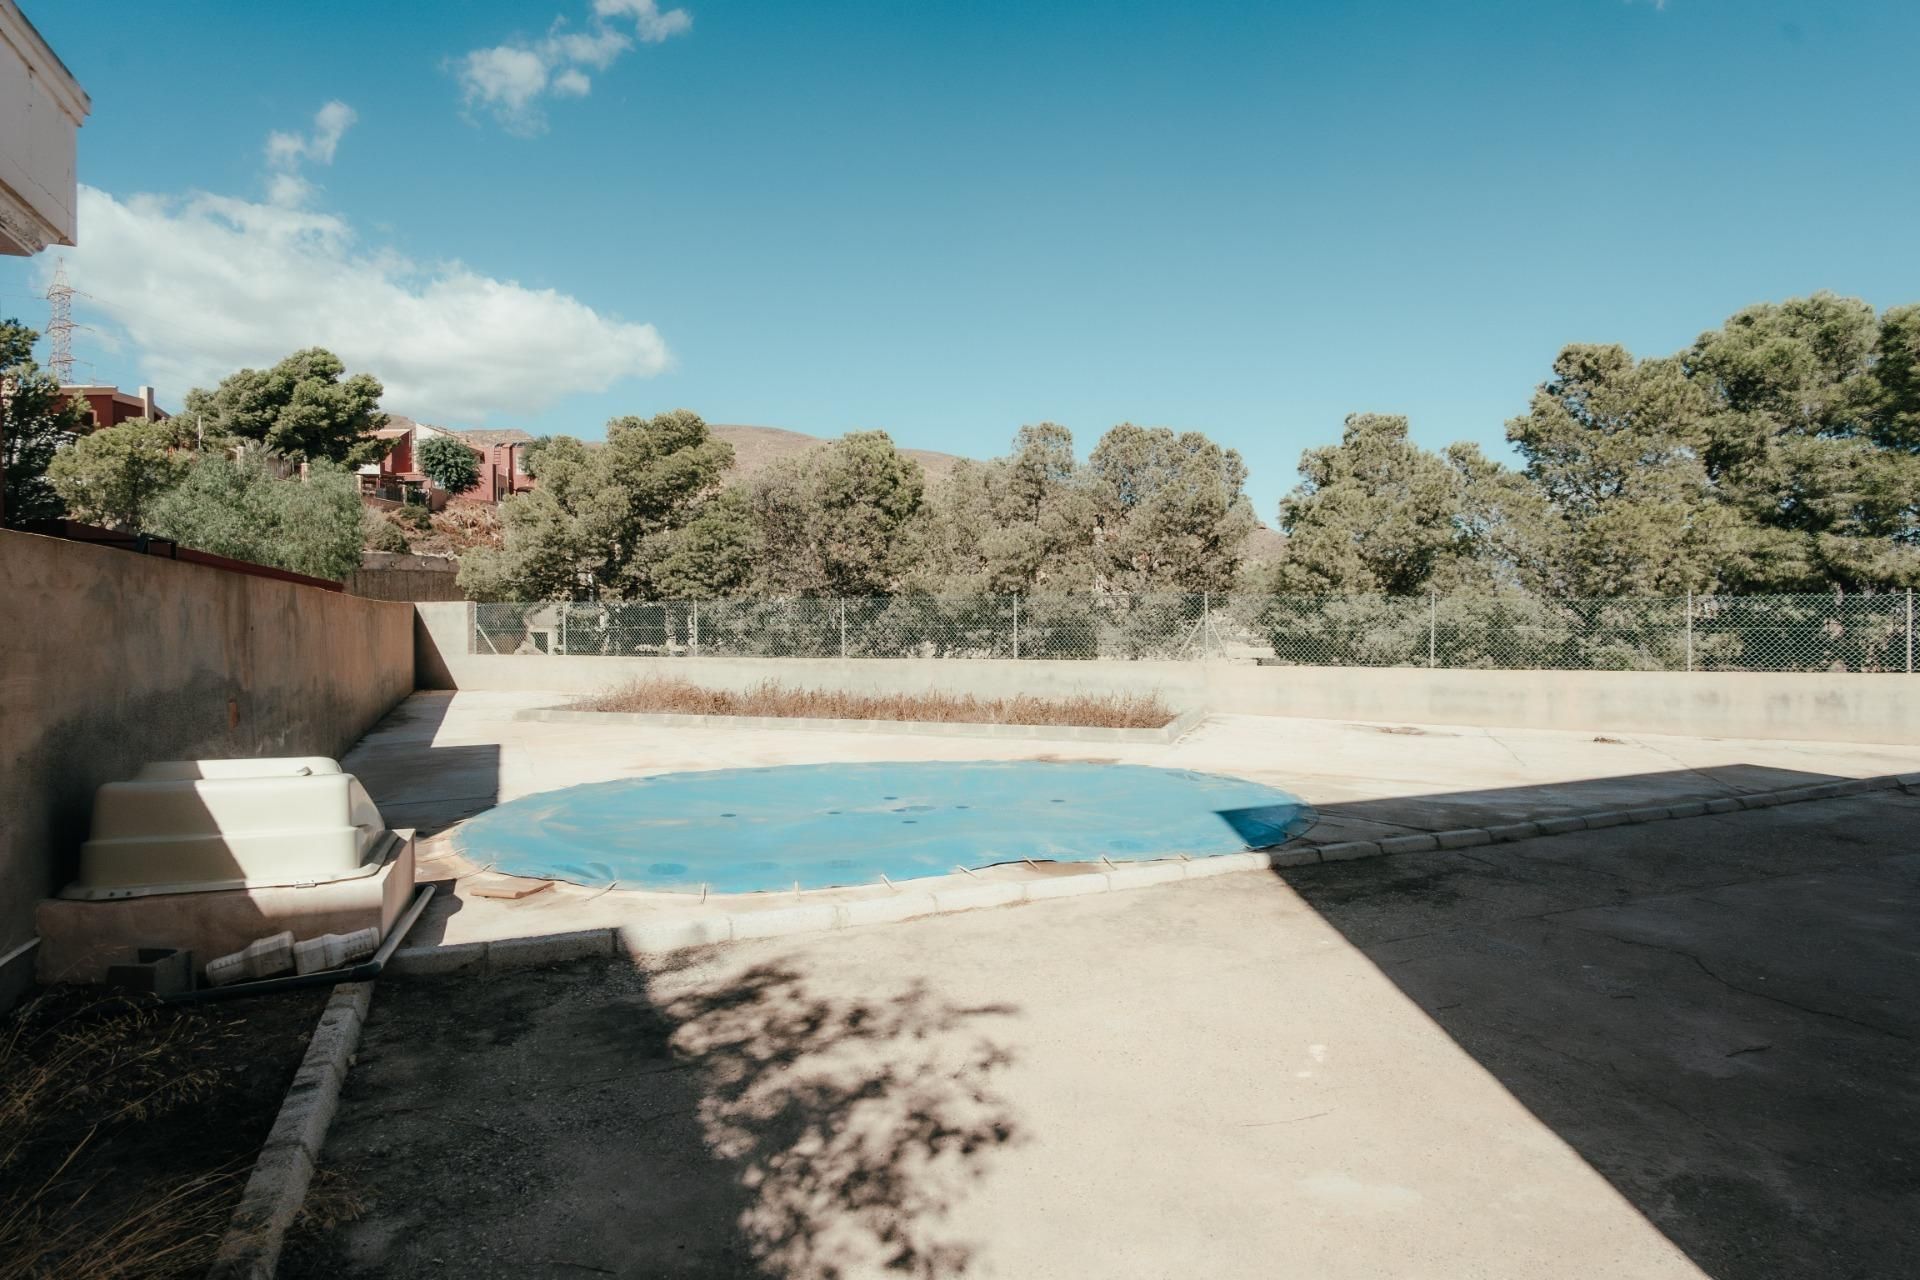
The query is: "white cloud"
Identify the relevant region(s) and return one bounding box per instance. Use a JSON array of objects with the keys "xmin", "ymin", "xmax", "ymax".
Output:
[
  {"xmin": 65, "ymin": 184, "xmax": 672, "ymax": 422},
  {"xmin": 594, "ymin": 0, "xmax": 693, "ymax": 43},
  {"xmin": 458, "ymin": 45, "xmax": 553, "ymax": 123},
  {"xmin": 457, "ymin": 1, "xmax": 690, "ymax": 134},
  {"xmin": 264, "ymin": 101, "xmax": 357, "ymax": 207},
  {"xmin": 264, "ymin": 172, "xmax": 315, "ymax": 207},
  {"xmin": 265, "ymin": 100, "xmax": 357, "ymax": 169}
]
